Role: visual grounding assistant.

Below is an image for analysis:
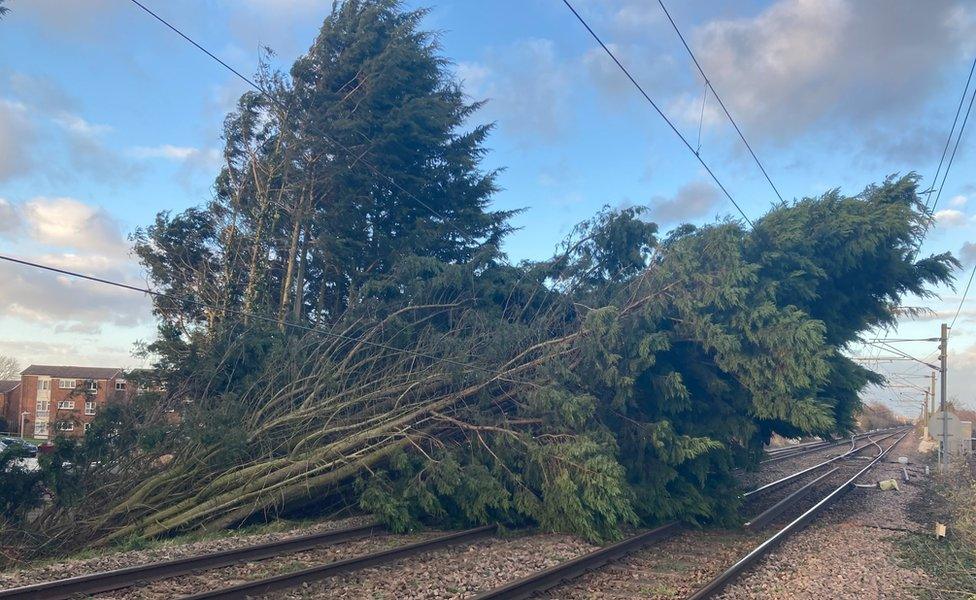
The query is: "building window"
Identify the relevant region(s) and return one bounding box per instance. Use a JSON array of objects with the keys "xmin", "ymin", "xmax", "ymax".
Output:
[
  {"xmin": 84, "ymin": 423, "xmax": 91, "ymax": 432},
  {"xmin": 36, "ymin": 399, "xmax": 50, "ymax": 416},
  {"xmin": 115, "ymin": 380, "xmax": 126, "ymax": 391},
  {"xmin": 85, "ymin": 401, "xmax": 96, "ymax": 416},
  {"xmin": 59, "ymin": 379, "xmax": 76, "ymax": 389},
  {"xmin": 58, "ymin": 400, "xmax": 75, "ymax": 409},
  {"xmin": 35, "ymin": 423, "xmax": 48, "ymax": 436},
  {"xmin": 56, "ymin": 421, "xmax": 74, "ymax": 431},
  {"xmin": 87, "ymin": 380, "xmax": 98, "ymax": 392},
  {"xmin": 38, "ymin": 379, "xmax": 50, "ymax": 391}
]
